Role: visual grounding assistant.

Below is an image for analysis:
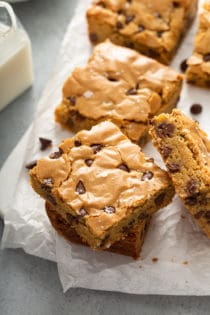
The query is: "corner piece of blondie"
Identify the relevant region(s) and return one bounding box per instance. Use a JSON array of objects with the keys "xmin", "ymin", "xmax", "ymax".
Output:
[
  {"xmin": 87, "ymin": 0, "xmax": 198, "ymax": 64},
  {"xmin": 150, "ymin": 109, "xmax": 210, "ymax": 238},
  {"xmin": 186, "ymin": 1, "xmax": 210, "ymax": 88},
  {"xmin": 55, "ymin": 41, "xmax": 182, "ymax": 147},
  {"xmin": 30, "ymin": 121, "xmax": 174, "ymax": 249}
]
